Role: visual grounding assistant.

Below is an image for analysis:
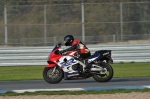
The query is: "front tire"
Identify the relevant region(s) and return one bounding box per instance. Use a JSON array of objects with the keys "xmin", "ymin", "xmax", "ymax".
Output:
[
  {"xmin": 93, "ymin": 62, "xmax": 113, "ymax": 82},
  {"xmin": 43, "ymin": 66, "xmax": 63, "ymax": 84}
]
